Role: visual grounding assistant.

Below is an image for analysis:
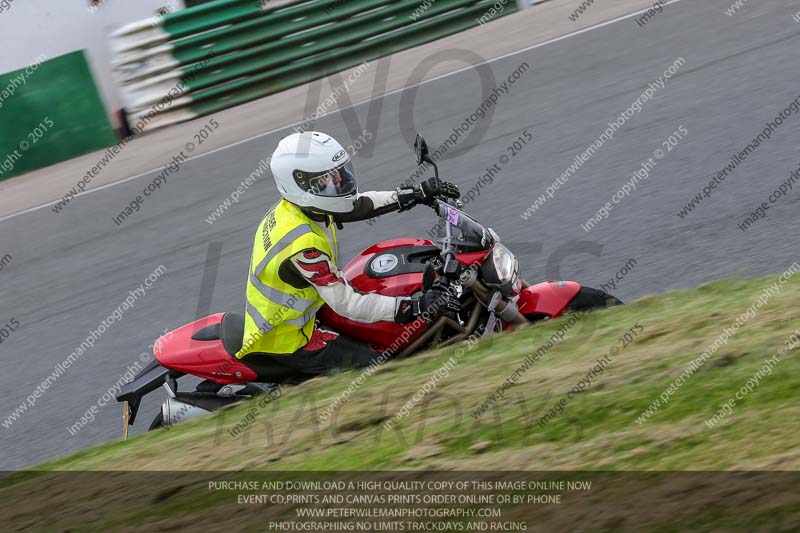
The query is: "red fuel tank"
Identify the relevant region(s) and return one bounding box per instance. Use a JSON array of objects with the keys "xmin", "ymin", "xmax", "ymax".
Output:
[{"xmin": 318, "ymin": 238, "xmax": 440, "ymax": 351}]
